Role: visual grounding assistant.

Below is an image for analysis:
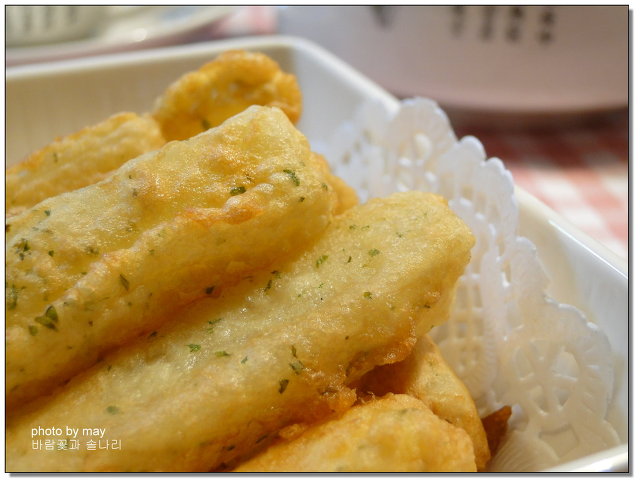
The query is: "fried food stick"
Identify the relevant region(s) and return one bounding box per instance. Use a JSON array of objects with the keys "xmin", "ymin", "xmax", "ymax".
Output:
[
  {"xmin": 6, "ymin": 191, "xmax": 474, "ymax": 472},
  {"xmin": 482, "ymin": 405, "xmax": 512, "ymax": 458},
  {"xmin": 312, "ymin": 153, "xmax": 360, "ymax": 214},
  {"xmin": 234, "ymin": 394, "xmax": 477, "ymax": 472},
  {"xmin": 6, "ymin": 50, "xmax": 302, "ymax": 216},
  {"xmin": 6, "ymin": 113, "xmax": 165, "ymax": 217},
  {"xmin": 5, "ymin": 106, "xmax": 337, "ymax": 409},
  {"xmin": 358, "ymin": 334, "xmax": 491, "ymax": 470},
  {"xmin": 151, "ymin": 49, "xmax": 302, "ymax": 142}
]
